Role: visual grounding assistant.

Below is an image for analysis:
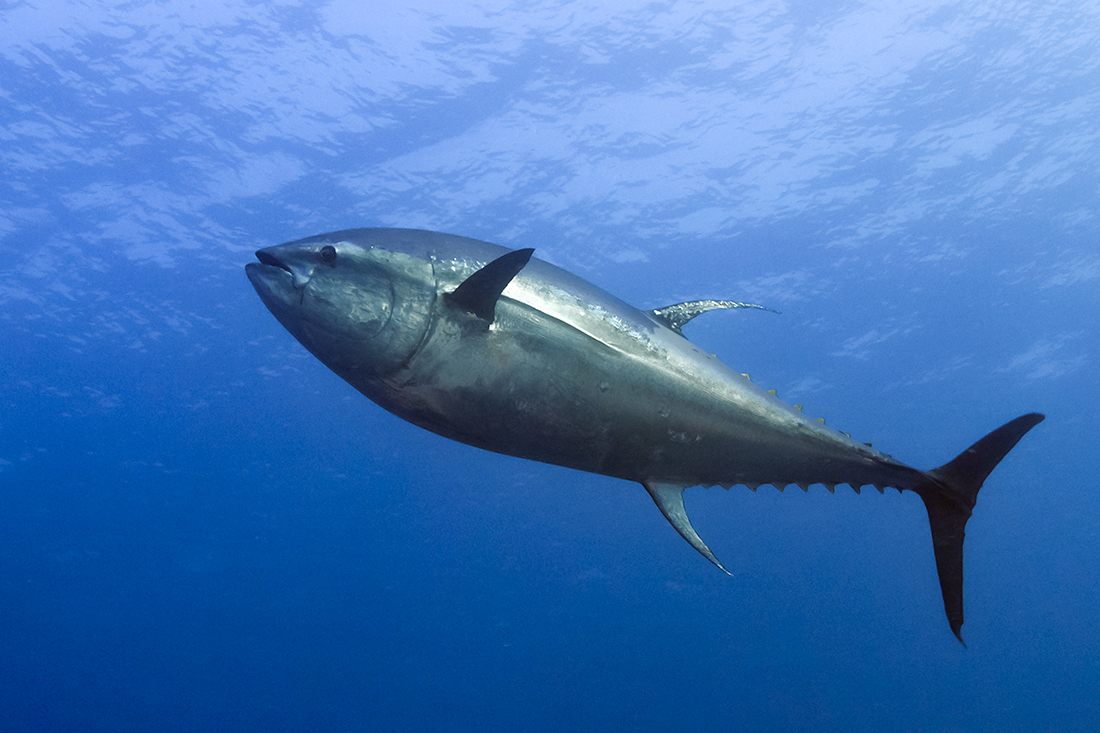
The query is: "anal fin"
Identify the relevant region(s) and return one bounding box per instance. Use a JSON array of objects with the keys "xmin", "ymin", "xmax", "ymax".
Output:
[{"xmin": 644, "ymin": 482, "xmax": 729, "ymax": 574}]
